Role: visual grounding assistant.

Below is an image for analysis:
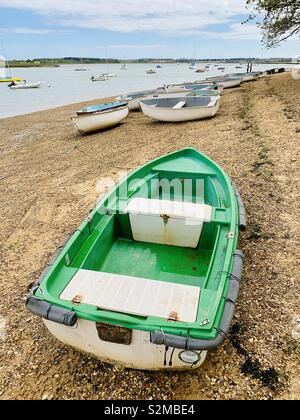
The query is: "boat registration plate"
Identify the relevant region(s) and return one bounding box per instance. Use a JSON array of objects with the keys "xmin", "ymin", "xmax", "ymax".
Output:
[{"xmin": 96, "ymin": 322, "xmax": 132, "ymax": 345}]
